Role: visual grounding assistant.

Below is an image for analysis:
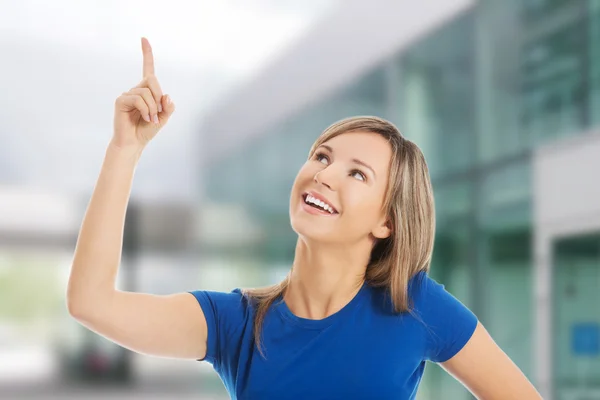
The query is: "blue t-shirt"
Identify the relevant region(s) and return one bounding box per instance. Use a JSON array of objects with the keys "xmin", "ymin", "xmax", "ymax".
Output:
[{"xmin": 189, "ymin": 271, "xmax": 477, "ymax": 399}]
